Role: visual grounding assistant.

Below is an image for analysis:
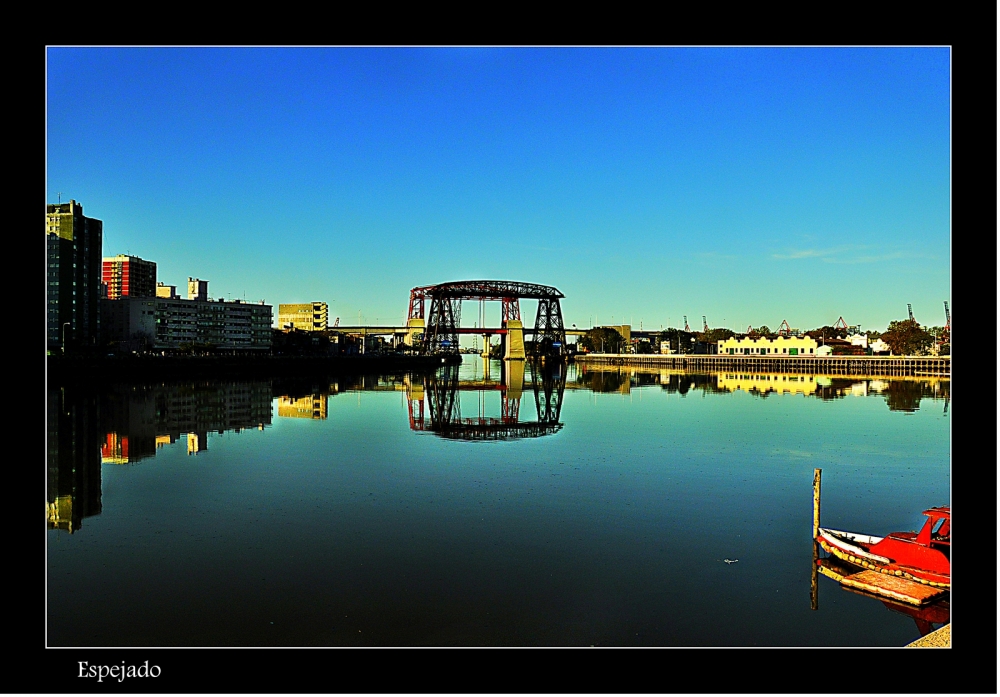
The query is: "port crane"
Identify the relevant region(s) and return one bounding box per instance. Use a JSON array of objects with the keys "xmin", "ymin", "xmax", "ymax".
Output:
[
  {"xmin": 907, "ymin": 304, "xmax": 915, "ymax": 322},
  {"xmin": 683, "ymin": 316, "xmax": 690, "ymax": 332},
  {"xmin": 778, "ymin": 320, "xmax": 791, "ymax": 336},
  {"xmin": 834, "ymin": 317, "xmax": 848, "ymax": 331},
  {"xmin": 703, "ymin": 316, "xmax": 709, "ymax": 332}
]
